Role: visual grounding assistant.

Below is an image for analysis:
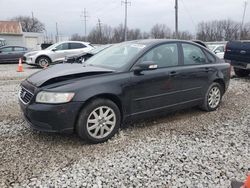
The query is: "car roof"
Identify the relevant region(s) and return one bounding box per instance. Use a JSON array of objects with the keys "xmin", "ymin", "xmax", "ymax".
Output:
[
  {"xmin": 0, "ymin": 45, "xmax": 27, "ymax": 48},
  {"xmin": 58, "ymin": 41, "xmax": 91, "ymax": 45},
  {"xmin": 123, "ymin": 39, "xmax": 206, "ymax": 48}
]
